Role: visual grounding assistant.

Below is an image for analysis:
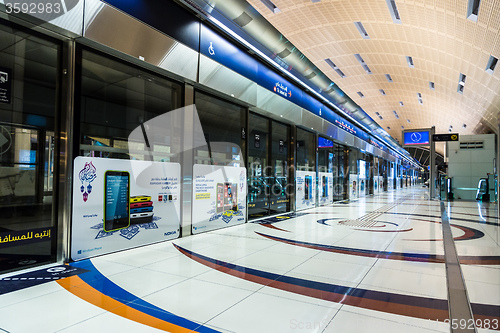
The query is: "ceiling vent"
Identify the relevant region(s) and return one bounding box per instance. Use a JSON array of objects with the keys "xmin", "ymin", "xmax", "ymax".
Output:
[
  {"xmin": 486, "ymin": 55, "xmax": 498, "ymax": 75},
  {"xmin": 357, "ymin": 91, "xmax": 365, "ymax": 98},
  {"xmin": 354, "ymin": 22, "xmax": 370, "ymax": 39},
  {"xmin": 234, "ymin": 12, "xmax": 253, "ymax": 27},
  {"xmin": 385, "ymin": 74, "xmax": 393, "ymax": 82},
  {"xmin": 460, "ymin": 141, "xmax": 484, "ymax": 149},
  {"xmin": 379, "ymin": 89, "xmax": 386, "ymax": 95},
  {"xmin": 429, "ymin": 81, "xmax": 435, "ymax": 90},
  {"xmin": 277, "ymin": 48, "xmax": 291, "ymax": 58},
  {"xmin": 467, "ymin": 0, "xmax": 481, "ymax": 22},
  {"xmin": 260, "ymin": 0, "xmax": 281, "ymax": 13},
  {"xmin": 399, "ymin": 101, "xmax": 404, "ymax": 106},
  {"xmin": 393, "ymin": 110, "xmax": 399, "ymax": 119},
  {"xmin": 305, "ymin": 72, "xmax": 317, "ymax": 79},
  {"xmin": 385, "ymin": 0, "xmax": 402, "ymax": 24}
]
